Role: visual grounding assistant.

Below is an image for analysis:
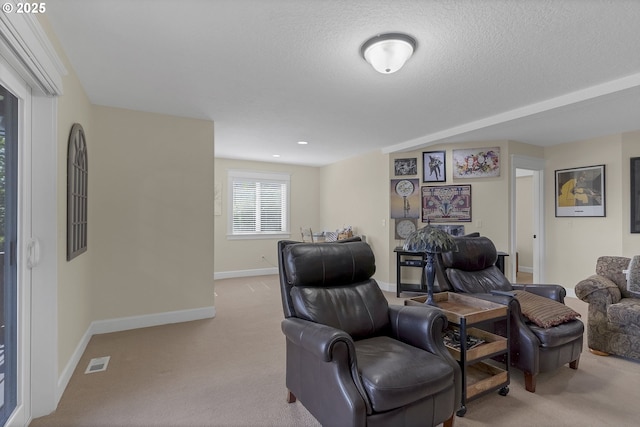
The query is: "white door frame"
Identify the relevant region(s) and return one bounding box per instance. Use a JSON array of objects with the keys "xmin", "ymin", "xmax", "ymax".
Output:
[
  {"xmin": 1, "ymin": 9, "xmax": 65, "ymax": 425},
  {"xmin": 510, "ymin": 155, "xmax": 546, "ymax": 283}
]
